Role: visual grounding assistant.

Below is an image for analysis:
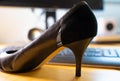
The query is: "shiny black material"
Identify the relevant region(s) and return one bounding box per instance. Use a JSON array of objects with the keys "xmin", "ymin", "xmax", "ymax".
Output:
[{"xmin": 0, "ymin": 1, "xmax": 97, "ymax": 77}]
